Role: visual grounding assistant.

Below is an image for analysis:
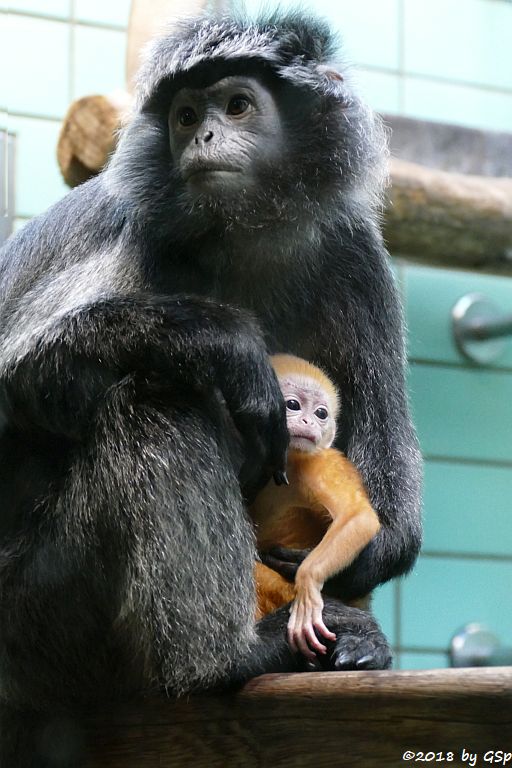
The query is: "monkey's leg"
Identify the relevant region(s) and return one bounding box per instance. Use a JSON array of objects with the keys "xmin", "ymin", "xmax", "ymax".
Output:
[
  {"xmin": 221, "ymin": 597, "xmax": 392, "ymax": 686},
  {"xmin": 254, "ymin": 562, "xmax": 296, "ymax": 619},
  {"xmin": 99, "ymin": 390, "xmax": 389, "ymax": 686},
  {"xmin": 116, "ymin": 389, "xmax": 392, "ymax": 683}
]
